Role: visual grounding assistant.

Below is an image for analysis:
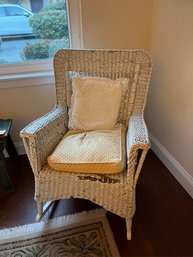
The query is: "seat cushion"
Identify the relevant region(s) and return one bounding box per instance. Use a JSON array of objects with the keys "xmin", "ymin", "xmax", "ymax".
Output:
[
  {"xmin": 68, "ymin": 76, "xmax": 128, "ymax": 130},
  {"xmin": 48, "ymin": 125, "xmax": 127, "ymax": 174}
]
